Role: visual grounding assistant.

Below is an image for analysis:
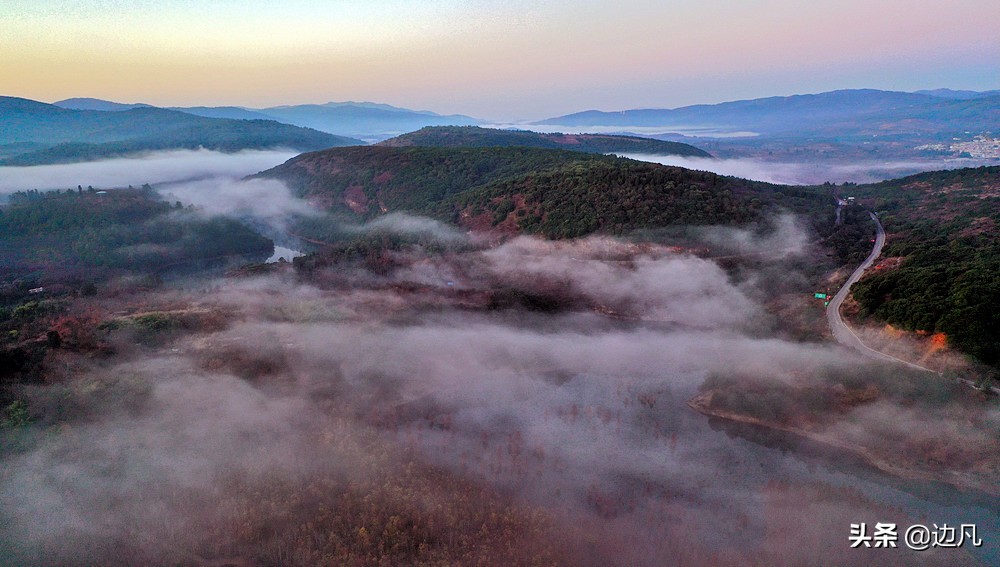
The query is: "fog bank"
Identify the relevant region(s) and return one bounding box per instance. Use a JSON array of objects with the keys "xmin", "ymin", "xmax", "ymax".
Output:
[
  {"xmin": 621, "ymin": 154, "xmax": 991, "ymax": 185},
  {"xmin": 0, "ymin": 149, "xmax": 296, "ymax": 194},
  {"xmin": 3, "ymin": 231, "xmax": 991, "ymax": 565}
]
